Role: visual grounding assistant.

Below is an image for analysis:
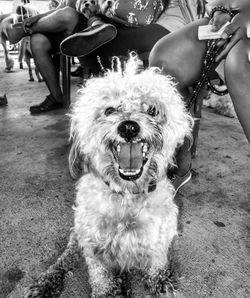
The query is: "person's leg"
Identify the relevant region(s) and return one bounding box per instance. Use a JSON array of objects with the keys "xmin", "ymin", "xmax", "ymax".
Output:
[
  {"xmin": 224, "ymin": 37, "xmax": 250, "ymax": 144},
  {"xmin": 29, "ymin": 33, "xmax": 63, "ymax": 113},
  {"xmin": 27, "ymin": 11, "xmax": 87, "ymax": 114},
  {"xmin": 30, "ymin": 7, "xmax": 79, "ymax": 35},
  {"xmin": 7, "ymin": 7, "xmax": 81, "ymax": 44},
  {"xmin": 149, "ymin": 19, "xmax": 209, "ymax": 187},
  {"xmin": 149, "ymin": 19, "xmax": 209, "ymax": 96}
]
